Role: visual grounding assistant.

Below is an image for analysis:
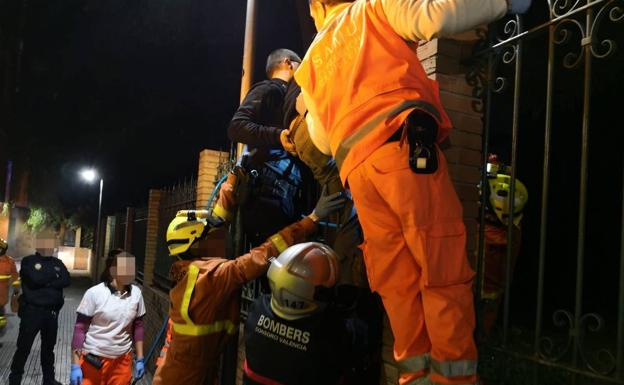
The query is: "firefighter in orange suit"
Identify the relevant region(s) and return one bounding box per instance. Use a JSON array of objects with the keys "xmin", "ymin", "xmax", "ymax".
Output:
[
  {"xmin": 292, "ymin": 1, "xmax": 532, "ymax": 384},
  {"xmin": 479, "ymin": 160, "xmax": 528, "ymax": 335},
  {"xmin": 151, "ymin": 170, "xmax": 344, "ymax": 385},
  {"xmin": 0, "ymin": 238, "xmax": 20, "ymax": 333}
]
